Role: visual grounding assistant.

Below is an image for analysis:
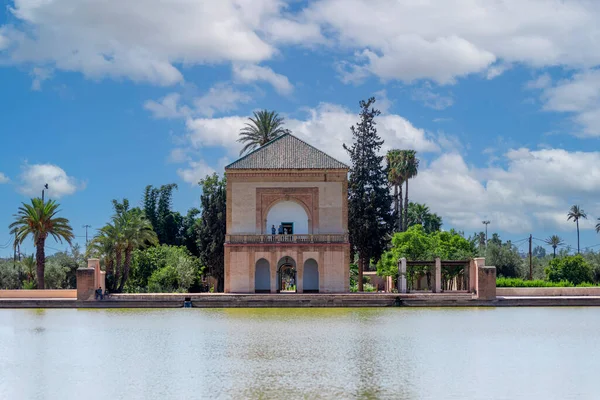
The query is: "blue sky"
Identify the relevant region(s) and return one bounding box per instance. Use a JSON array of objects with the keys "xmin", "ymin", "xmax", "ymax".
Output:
[{"xmin": 1, "ymin": 0, "xmax": 600, "ymax": 257}]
